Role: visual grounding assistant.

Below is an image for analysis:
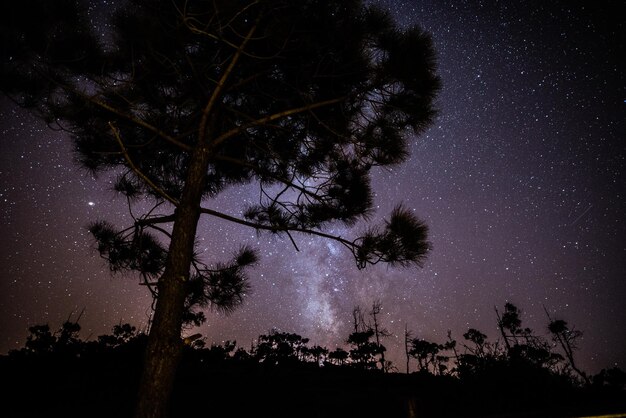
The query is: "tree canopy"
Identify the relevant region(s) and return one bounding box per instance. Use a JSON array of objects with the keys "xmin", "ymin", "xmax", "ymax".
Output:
[{"xmin": 3, "ymin": 0, "xmax": 439, "ymax": 310}]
